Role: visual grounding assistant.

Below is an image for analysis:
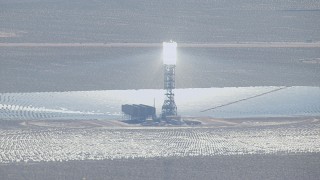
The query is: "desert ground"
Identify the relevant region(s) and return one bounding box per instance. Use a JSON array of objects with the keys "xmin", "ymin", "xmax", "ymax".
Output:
[
  {"xmin": 1, "ymin": 154, "xmax": 319, "ymax": 180},
  {"xmin": 1, "ymin": 0, "xmax": 320, "ymax": 179},
  {"xmin": 1, "ymin": 47, "xmax": 320, "ymax": 92}
]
